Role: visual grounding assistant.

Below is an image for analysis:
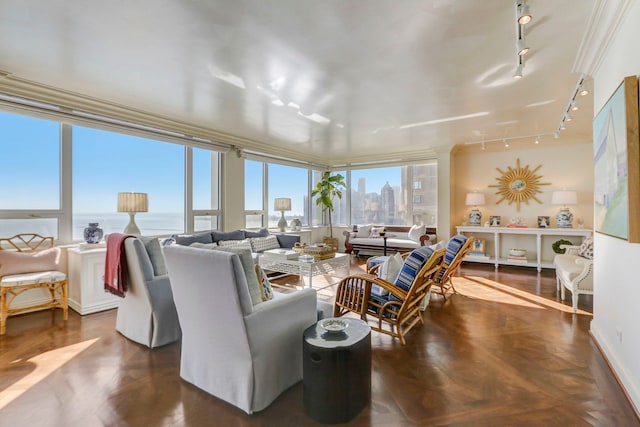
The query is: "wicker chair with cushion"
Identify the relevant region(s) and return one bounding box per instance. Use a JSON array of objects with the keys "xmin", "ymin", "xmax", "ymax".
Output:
[
  {"xmin": 430, "ymin": 235, "xmax": 474, "ymax": 300},
  {"xmin": 0, "ymin": 234, "xmax": 68, "ymax": 335},
  {"xmin": 333, "ymin": 246, "xmax": 445, "ymax": 345}
]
